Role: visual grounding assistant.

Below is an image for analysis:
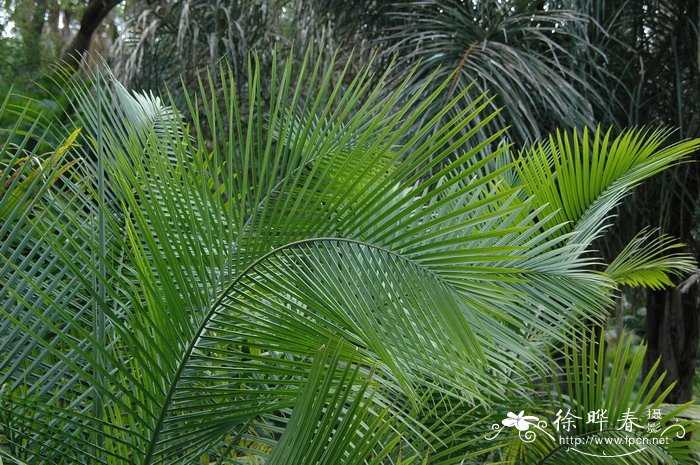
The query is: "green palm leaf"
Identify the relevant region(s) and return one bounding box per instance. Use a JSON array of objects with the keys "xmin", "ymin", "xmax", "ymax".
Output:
[
  {"xmin": 605, "ymin": 228, "xmax": 696, "ymax": 290},
  {"xmin": 493, "ymin": 331, "xmax": 699, "ymax": 464},
  {"xmin": 1, "ymin": 48, "xmax": 697, "ymax": 464},
  {"xmin": 515, "ymin": 127, "xmax": 699, "ymax": 248}
]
